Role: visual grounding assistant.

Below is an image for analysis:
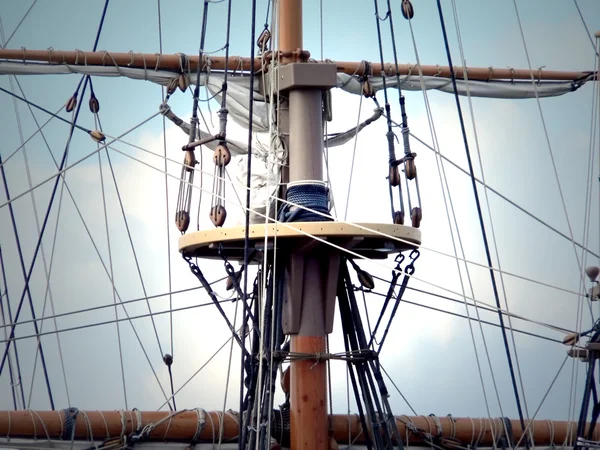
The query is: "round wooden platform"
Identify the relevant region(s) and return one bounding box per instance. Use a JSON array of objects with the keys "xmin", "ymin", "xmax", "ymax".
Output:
[{"xmin": 178, "ymin": 221, "xmax": 421, "ymax": 262}]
